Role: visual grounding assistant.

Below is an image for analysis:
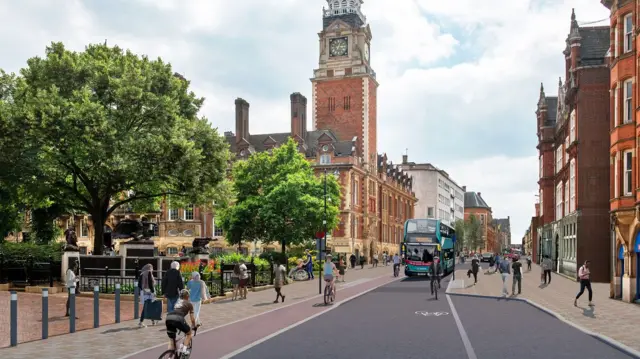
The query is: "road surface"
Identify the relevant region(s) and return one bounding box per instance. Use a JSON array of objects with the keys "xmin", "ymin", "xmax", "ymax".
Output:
[{"xmin": 125, "ymin": 265, "xmax": 634, "ymax": 359}]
